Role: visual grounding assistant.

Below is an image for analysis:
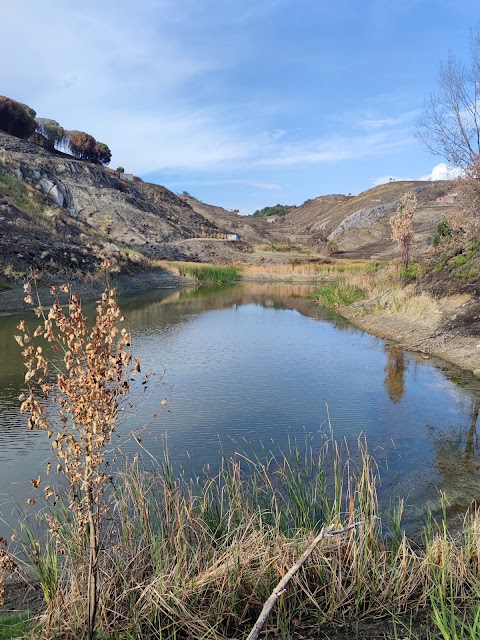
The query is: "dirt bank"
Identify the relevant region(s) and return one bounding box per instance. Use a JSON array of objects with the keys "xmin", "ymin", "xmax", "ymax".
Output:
[{"xmin": 340, "ymin": 292, "xmax": 480, "ymax": 376}]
